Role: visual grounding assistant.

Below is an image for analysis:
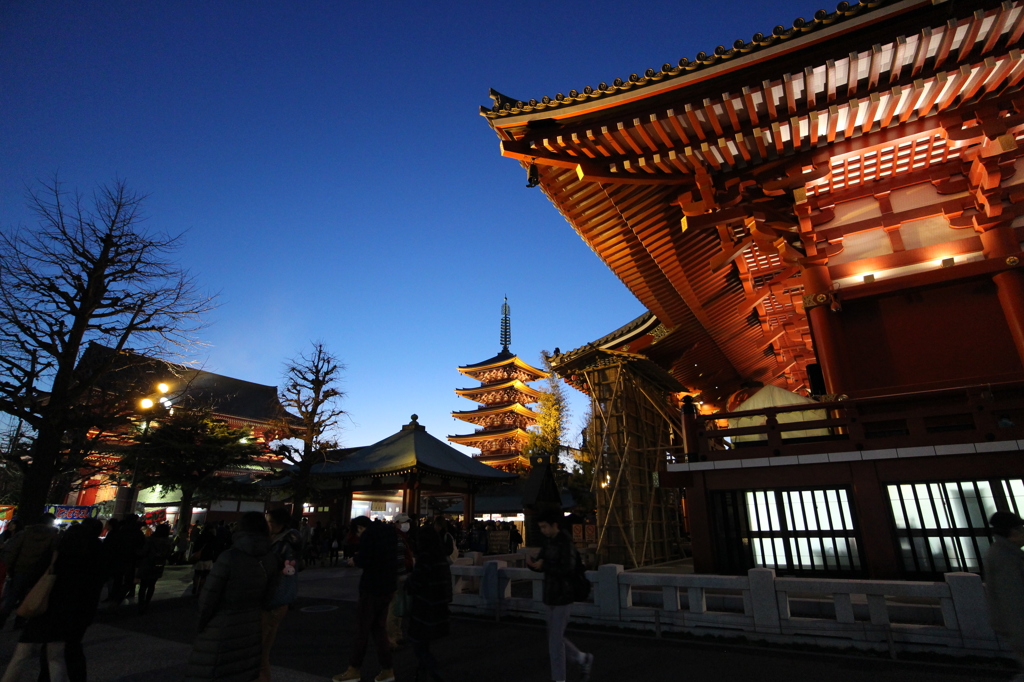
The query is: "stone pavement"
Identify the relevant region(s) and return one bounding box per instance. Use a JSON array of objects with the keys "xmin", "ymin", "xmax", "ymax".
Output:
[{"xmin": 0, "ymin": 564, "xmax": 1014, "ymax": 682}]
